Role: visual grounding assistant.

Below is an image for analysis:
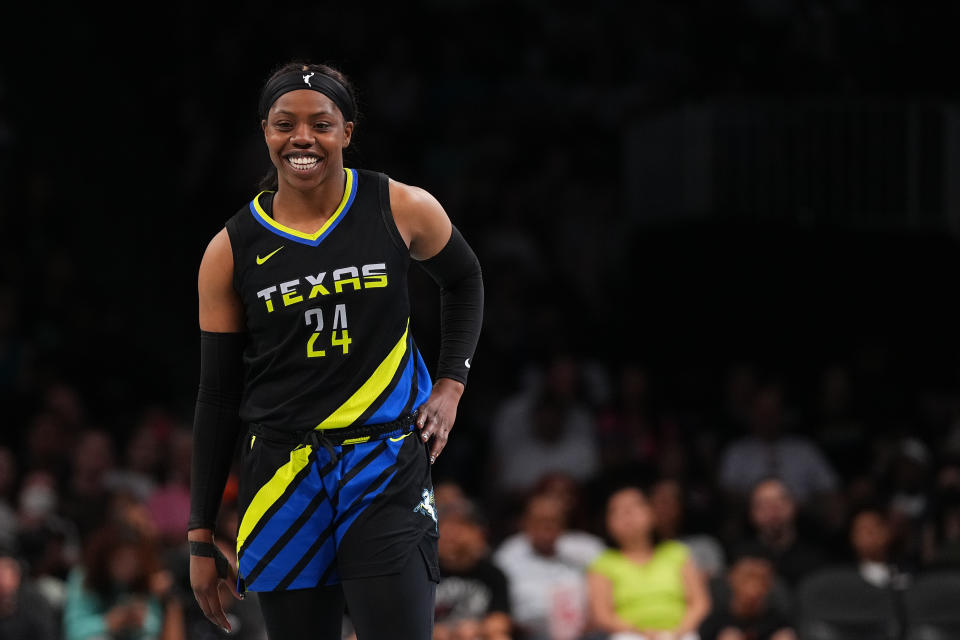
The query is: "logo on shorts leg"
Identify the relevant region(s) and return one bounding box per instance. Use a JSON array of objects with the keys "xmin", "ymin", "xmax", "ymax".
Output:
[{"xmin": 414, "ymin": 488, "xmax": 437, "ymax": 526}]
